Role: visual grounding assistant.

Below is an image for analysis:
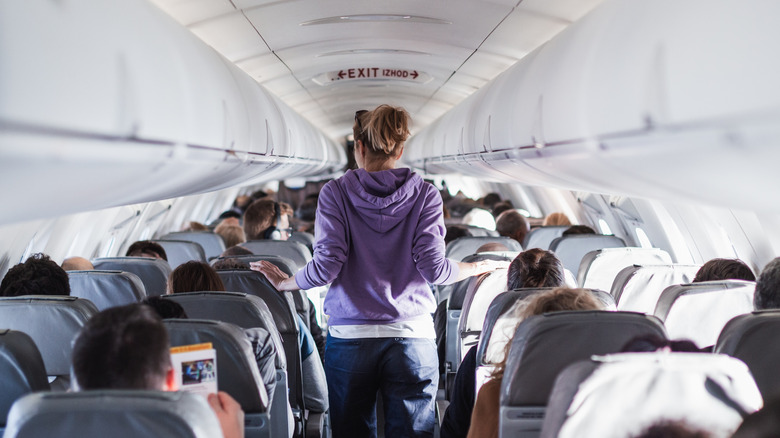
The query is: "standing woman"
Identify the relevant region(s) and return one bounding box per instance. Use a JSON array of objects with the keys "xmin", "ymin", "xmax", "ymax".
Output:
[{"xmin": 252, "ymin": 105, "xmax": 505, "ymax": 437}]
